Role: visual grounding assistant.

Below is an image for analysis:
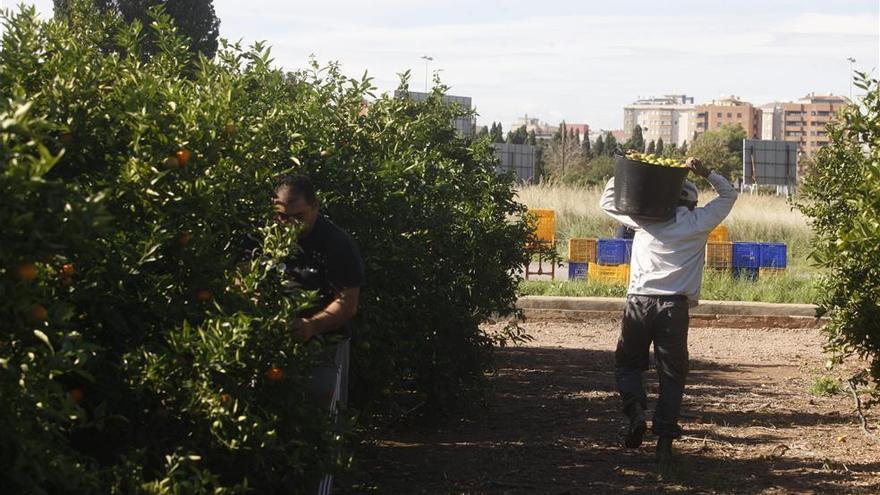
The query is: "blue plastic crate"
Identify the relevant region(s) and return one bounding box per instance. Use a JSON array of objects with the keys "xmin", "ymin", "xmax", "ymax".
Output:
[
  {"xmin": 733, "ymin": 267, "xmax": 759, "ymax": 281},
  {"xmin": 732, "ymin": 242, "xmax": 760, "ymax": 269},
  {"xmin": 624, "ymin": 239, "xmax": 634, "ymax": 263},
  {"xmin": 568, "ymin": 262, "xmax": 589, "ymax": 280},
  {"xmin": 759, "ymin": 243, "xmax": 787, "ymax": 268},
  {"xmin": 597, "ymin": 239, "xmax": 628, "ymax": 265}
]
